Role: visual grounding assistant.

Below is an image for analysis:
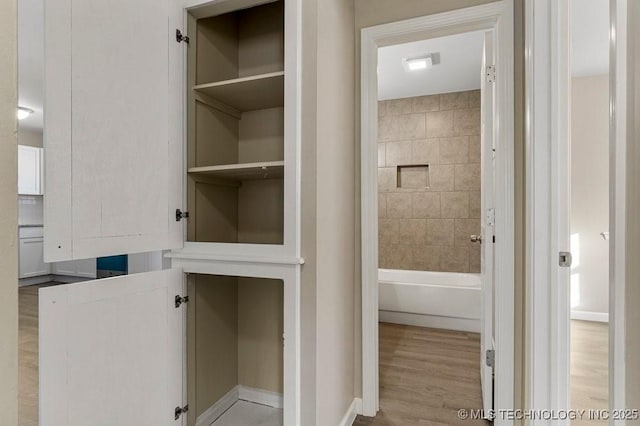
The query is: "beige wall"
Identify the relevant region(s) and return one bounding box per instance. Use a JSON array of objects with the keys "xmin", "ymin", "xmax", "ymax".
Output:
[
  {"xmin": 378, "ymin": 91, "xmax": 482, "ymax": 273},
  {"xmin": 626, "ymin": 0, "xmax": 640, "ymax": 408},
  {"xmin": 0, "ymin": 0, "xmax": 18, "ymax": 422},
  {"xmin": 570, "ymin": 75, "xmax": 609, "ymax": 315}
]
